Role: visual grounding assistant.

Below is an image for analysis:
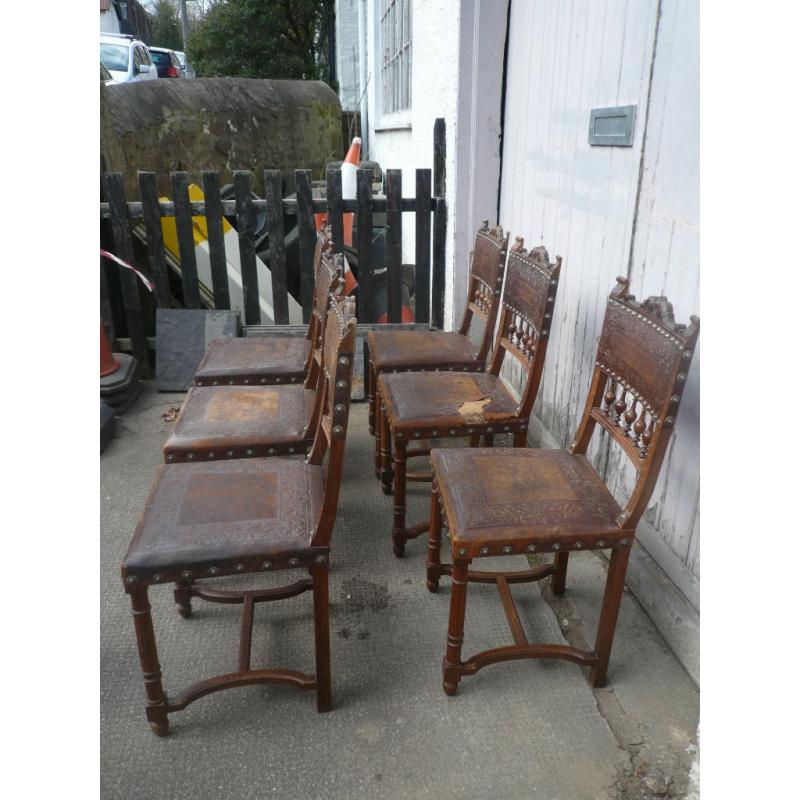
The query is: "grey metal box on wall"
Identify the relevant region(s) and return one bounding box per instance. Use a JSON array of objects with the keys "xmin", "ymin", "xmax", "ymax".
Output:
[{"xmin": 588, "ymin": 105, "xmax": 637, "ymax": 146}]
